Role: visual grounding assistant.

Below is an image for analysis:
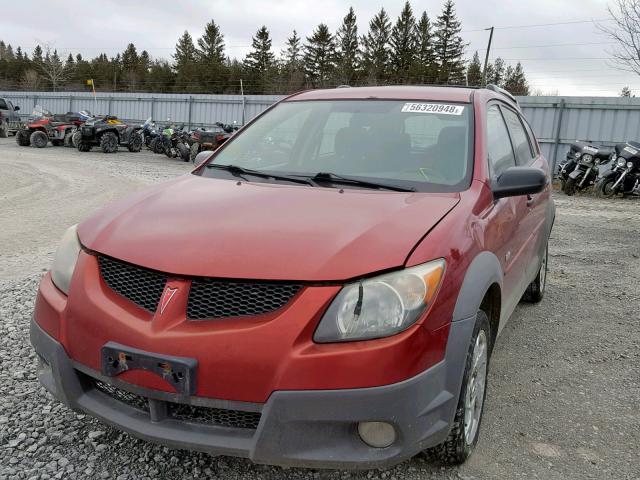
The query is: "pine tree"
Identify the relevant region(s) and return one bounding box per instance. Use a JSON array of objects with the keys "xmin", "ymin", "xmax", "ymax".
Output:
[
  {"xmin": 361, "ymin": 8, "xmax": 392, "ymax": 84},
  {"xmin": 466, "ymin": 51, "xmax": 482, "ymax": 86},
  {"xmin": 196, "ymin": 20, "xmax": 227, "ymax": 92},
  {"xmin": 390, "ymin": 1, "xmax": 417, "ymax": 83},
  {"xmin": 335, "ymin": 7, "xmax": 360, "ymax": 85},
  {"xmin": 243, "ymin": 26, "xmax": 276, "ymax": 93},
  {"xmin": 197, "ymin": 20, "xmax": 226, "ymax": 64},
  {"xmin": 32, "ymin": 45, "xmax": 43, "ymax": 65},
  {"xmin": 433, "ymin": 0, "xmax": 466, "ymax": 85},
  {"xmin": 173, "ymin": 31, "xmax": 198, "ymax": 88},
  {"xmin": 490, "ymin": 57, "xmax": 505, "ymax": 86},
  {"xmin": 620, "ymin": 86, "xmax": 633, "ymax": 97},
  {"xmin": 503, "ymin": 62, "xmax": 529, "ymax": 96},
  {"xmin": 283, "ymin": 30, "xmax": 302, "ymax": 67},
  {"xmin": 411, "ymin": 12, "xmax": 435, "ymax": 83},
  {"xmin": 280, "ymin": 30, "xmax": 305, "ymax": 92},
  {"xmin": 303, "ymin": 23, "xmax": 336, "ymax": 88}
]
